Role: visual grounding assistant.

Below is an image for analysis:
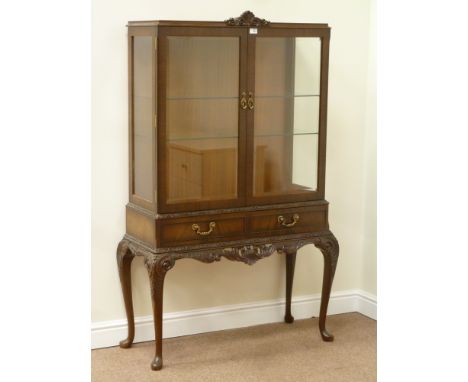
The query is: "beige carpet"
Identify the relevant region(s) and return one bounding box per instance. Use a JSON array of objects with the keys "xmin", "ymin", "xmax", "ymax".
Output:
[{"xmin": 92, "ymin": 312, "xmax": 376, "ymax": 382}]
